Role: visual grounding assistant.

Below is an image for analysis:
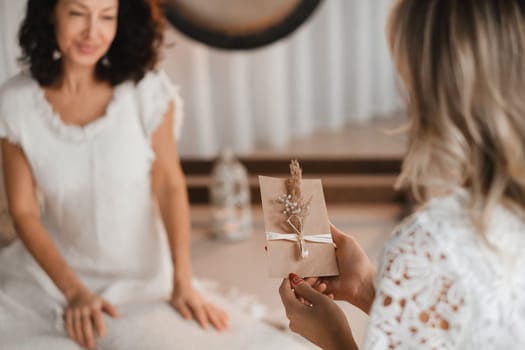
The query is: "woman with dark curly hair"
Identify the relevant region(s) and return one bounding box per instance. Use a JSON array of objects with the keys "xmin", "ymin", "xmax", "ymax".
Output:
[{"xmin": 0, "ymin": 1, "xmax": 309, "ymax": 349}]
